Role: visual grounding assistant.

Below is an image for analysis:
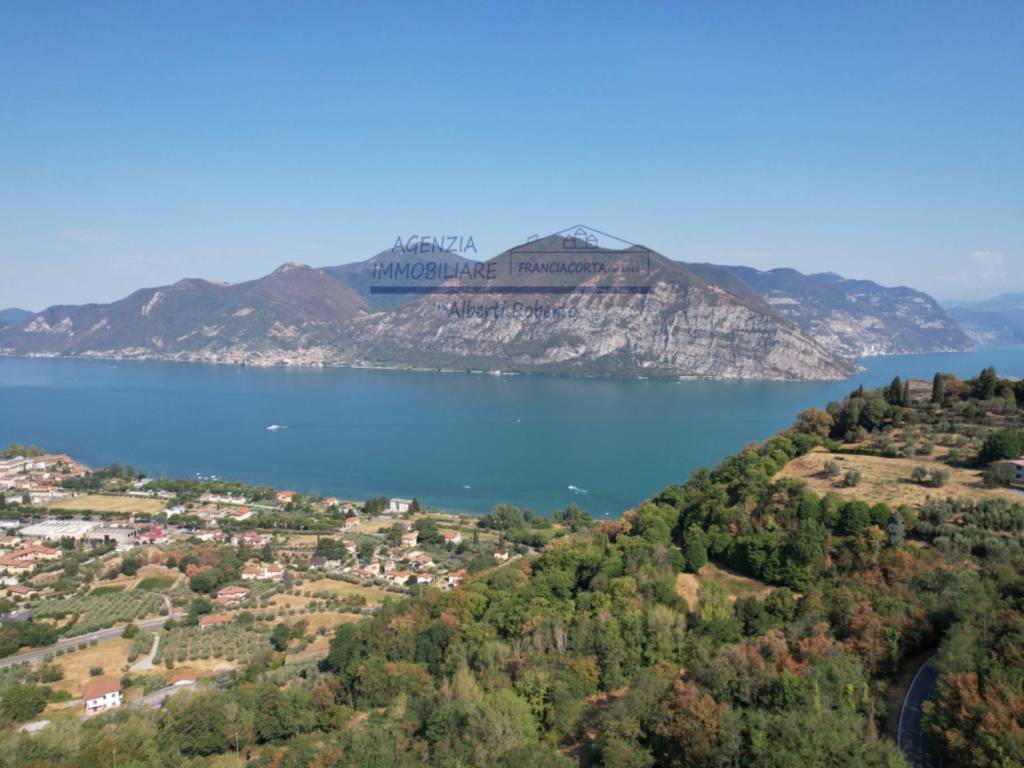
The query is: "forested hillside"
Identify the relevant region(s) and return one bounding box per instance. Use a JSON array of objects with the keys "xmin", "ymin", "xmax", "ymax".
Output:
[{"xmin": 2, "ymin": 370, "xmax": 1023, "ymax": 767}]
